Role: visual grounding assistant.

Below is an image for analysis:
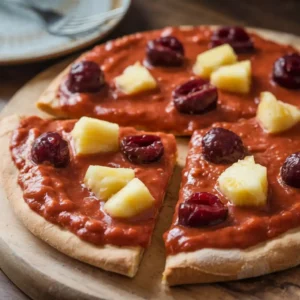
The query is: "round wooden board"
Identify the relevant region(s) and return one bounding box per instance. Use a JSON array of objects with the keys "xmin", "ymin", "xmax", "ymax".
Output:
[{"xmin": 2, "ymin": 28, "xmax": 300, "ymax": 300}]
